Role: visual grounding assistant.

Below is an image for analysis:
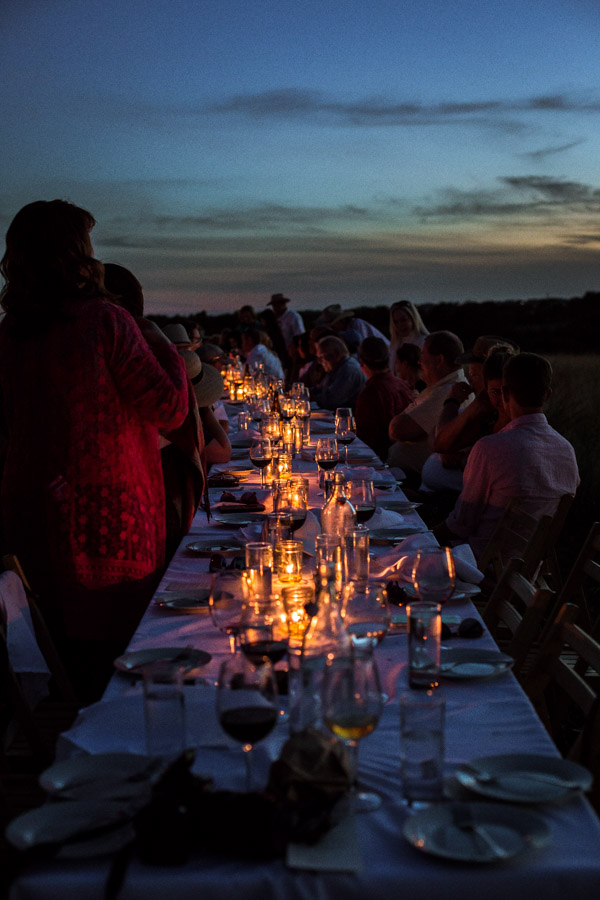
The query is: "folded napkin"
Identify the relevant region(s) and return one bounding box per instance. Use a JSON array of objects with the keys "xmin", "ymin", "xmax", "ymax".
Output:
[
  {"xmin": 0, "ymin": 570, "xmax": 50, "ymax": 708},
  {"xmin": 368, "ymin": 507, "xmax": 405, "ymax": 529},
  {"xmin": 294, "ymin": 510, "xmax": 321, "ymax": 555},
  {"xmin": 370, "ymin": 533, "xmax": 483, "ymax": 584},
  {"xmin": 214, "ymin": 490, "xmax": 265, "ymax": 512},
  {"xmin": 61, "ymin": 688, "xmax": 227, "ymax": 756}
]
